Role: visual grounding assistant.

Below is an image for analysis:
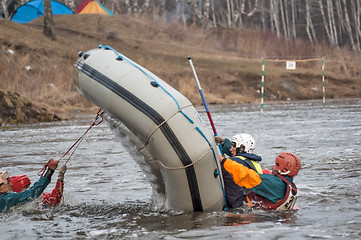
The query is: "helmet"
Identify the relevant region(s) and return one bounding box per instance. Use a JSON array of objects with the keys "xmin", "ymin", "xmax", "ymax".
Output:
[
  {"xmin": 273, "ymin": 152, "xmax": 301, "ymax": 177},
  {"xmin": 0, "ymin": 170, "xmax": 10, "ymax": 185},
  {"xmin": 10, "ymin": 175, "xmax": 31, "ymax": 193},
  {"xmin": 231, "ymin": 133, "xmax": 256, "ymax": 153}
]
